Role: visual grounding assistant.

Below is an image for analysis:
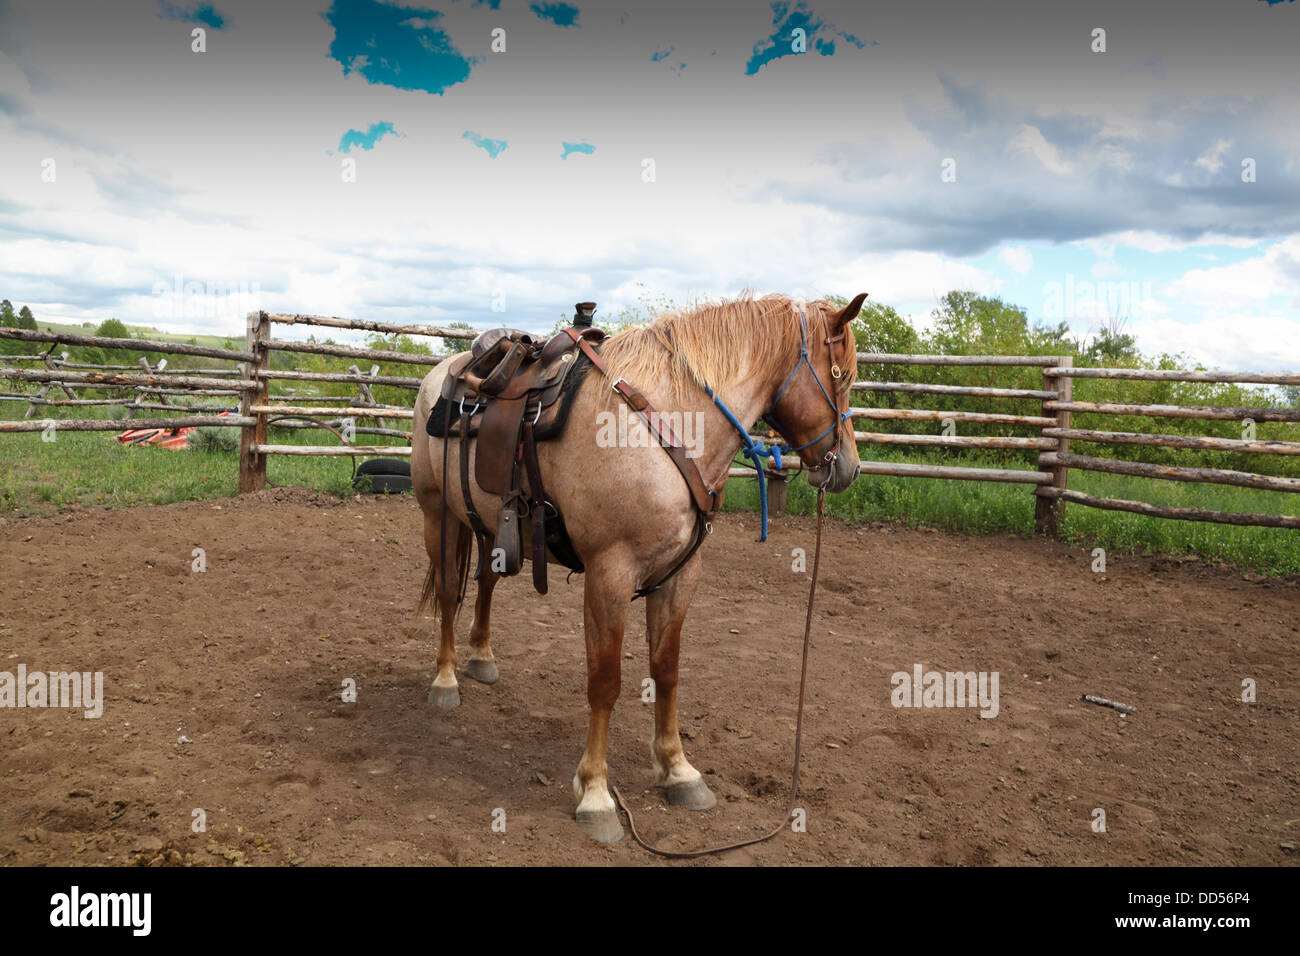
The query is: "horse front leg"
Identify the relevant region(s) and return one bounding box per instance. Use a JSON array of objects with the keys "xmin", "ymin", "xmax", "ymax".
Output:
[
  {"xmin": 645, "ymin": 553, "xmax": 714, "ymax": 809},
  {"xmin": 572, "ymin": 556, "xmax": 634, "ymax": 843},
  {"xmin": 464, "ymin": 565, "xmax": 500, "ymax": 685}
]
